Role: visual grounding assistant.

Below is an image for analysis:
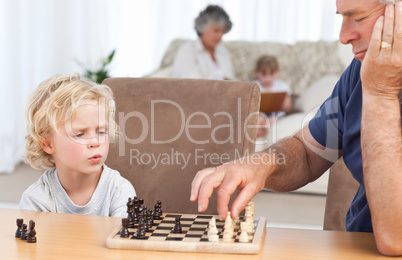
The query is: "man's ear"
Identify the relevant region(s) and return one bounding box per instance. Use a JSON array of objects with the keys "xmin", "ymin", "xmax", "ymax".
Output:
[{"xmin": 41, "ymin": 136, "xmax": 54, "ymax": 155}]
